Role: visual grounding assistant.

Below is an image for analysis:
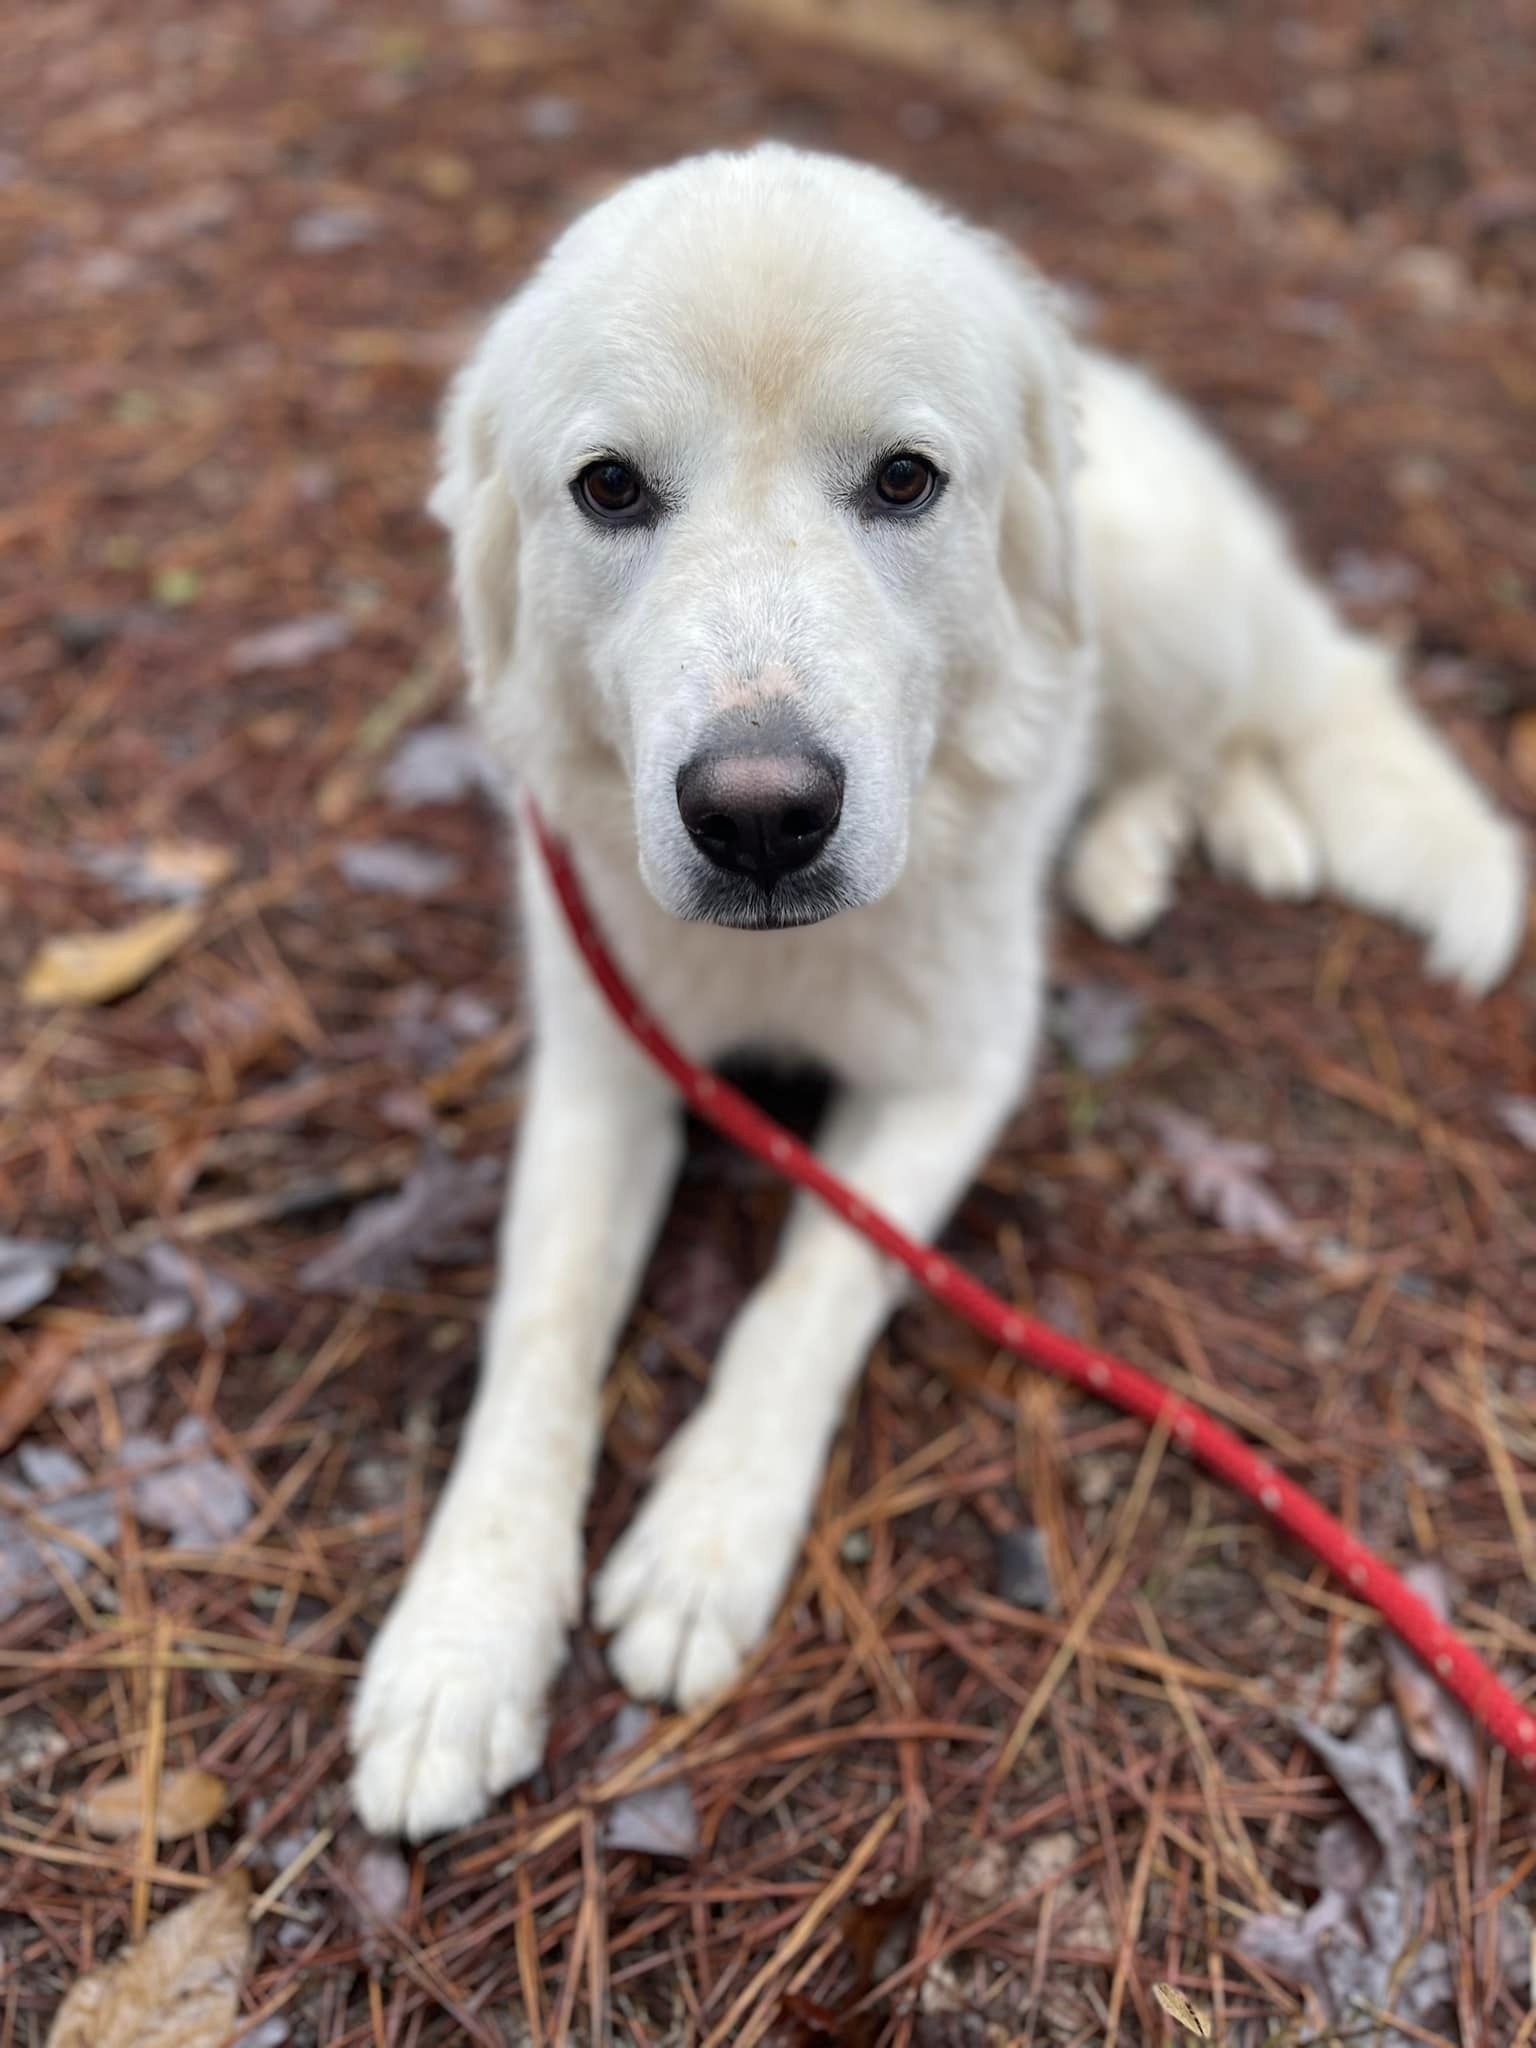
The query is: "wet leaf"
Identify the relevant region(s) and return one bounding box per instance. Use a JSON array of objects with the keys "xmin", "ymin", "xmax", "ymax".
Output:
[
  {"xmin": 77, "ymin": 839, "xmax": 236, "ymax": 904},
  {"xmin": 383, "ymin": 723, "xmax": 494, "ymax": 806},
  {"xmin": 1295, "ymin": 1706, "xmax": 1416, "ymax": 1883},
  {"xmin": 351, "ymin": 1843, "xmax": 411, "ymax": 1925},
  {"xmin": 1, "ymin": 1445, "xmax": 117, "ymax": 1619},
  {"xmin": 121, "ymin": 1417, "xmax": 254, "ymax": 1551},
  {"xmin": 46, "ymin": 1867, "xmax": 251, "ymax": 2047},
  {"xmin": 23, "ymin": 906, "xmax": 201, "ymax": 1006},
  {"xmin": 1151, "ymin": 1108, "xmax": 1302, "ymax": 1250},
  {"xmin": 1494, "ymin": 1095, "xmax": 1536, "ymax": 1151},
  {"xmin": 1383, "ymin": 1562, "xmax": 1479, "ymax": 1791},
  {"xmin": 0, "ymin": 1236, "xmax": 73, "ymax": 1323},
  {"xmin": 1241, "ymin": 1707, "xmax": 1434, "ymax": 2041},
  {"xmin": 81, "ymin": 1766, "xmax": 229, "ymax": 1840},
  {"xmin": 599, "ymin": 1705, "xmax": 700, "ymax": 1861},
  {"xmin": 300, "ymin": 1146, "xmax": 500, "ymax": 1294},
  {"xmin": 336, "ymin": 839, "xmax": 462, "ymax": 898},
  {"xmin": 1050, "ymin": 980, "xmax": 1144, "ymax": 1075},
  {"xmin": 228, "ymin": 612, "xmax": 351, "ymax": 673},
  {"xmin": 1329, "ymin": 549, "xmax": 1420, "ymax": 611},
  {"xmin": 994, "ymin": 1523, "xmax": 1057, "ymax": 1612},
  {"xmin": 1152, "ymin": 1981, "xmax": 1211, "ymax": 2036},
  {"xmin": 290, "ymin": 207, "xmax": 378, "ymax": 253},
  {"xmin": 0, "ymin": 1711, "xmax": 69, "ymax": 1789}
]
